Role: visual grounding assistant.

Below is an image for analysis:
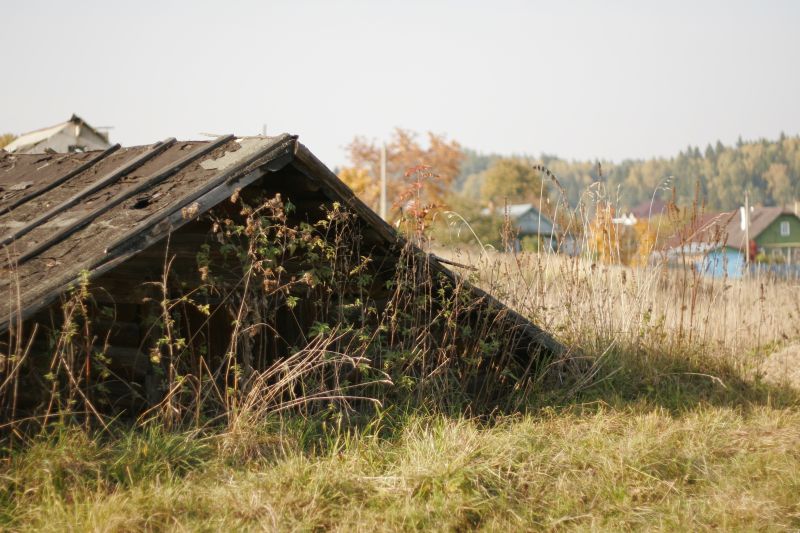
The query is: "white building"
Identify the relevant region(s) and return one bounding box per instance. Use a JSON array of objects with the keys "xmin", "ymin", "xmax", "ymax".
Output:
[{"xmin": 3, "ymin": 114, "xmax": 111, "ymax": 154}]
